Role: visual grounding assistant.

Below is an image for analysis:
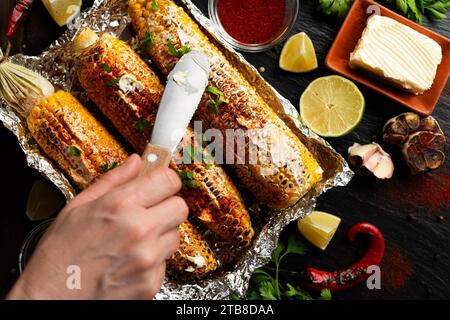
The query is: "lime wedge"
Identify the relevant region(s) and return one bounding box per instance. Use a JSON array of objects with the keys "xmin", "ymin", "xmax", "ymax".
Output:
[
  {"xmin": 300, "ymin": 75, "xmax": 365, "ymax": 137},
  {"xmin": 279, "ymin": 32, "xmax": 318, "ymax": 73},
  {"xmin": 42, "ymin": 0, "xmax": 81, "ymax": 27},
  {"xmin": 297, "ymin": 211, "xmax": 341, "ymax": 251}
]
